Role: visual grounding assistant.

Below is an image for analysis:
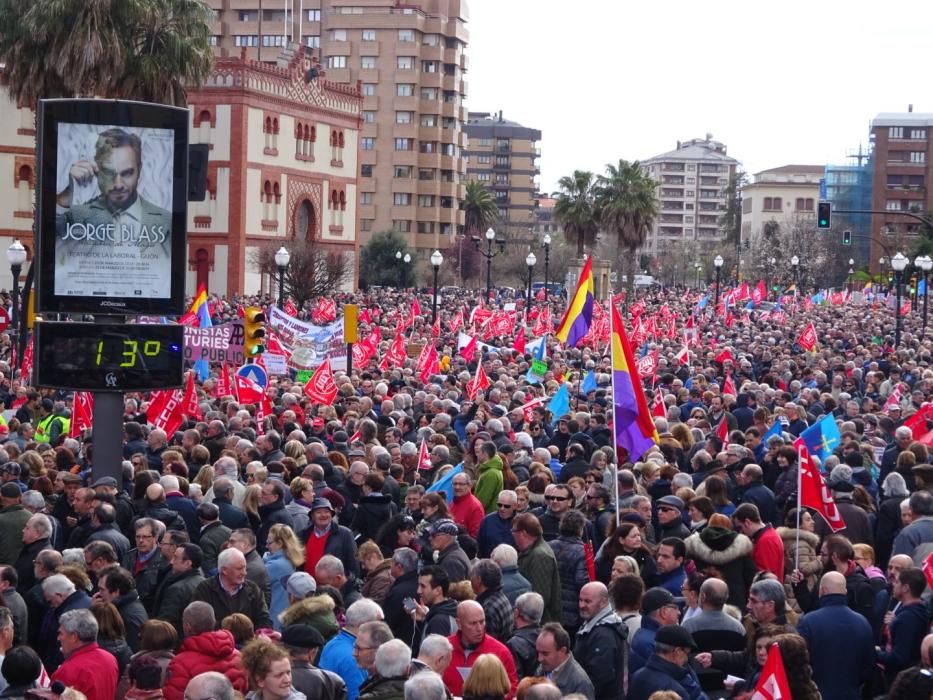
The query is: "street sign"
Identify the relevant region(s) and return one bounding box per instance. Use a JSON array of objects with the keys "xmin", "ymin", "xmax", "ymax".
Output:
[
  {"xmin": 0, "ymin": 307, "xmax": 10, "ymax": 332},
  {"xmin": 819, "ymin": 177, "xmax": 827, "ymax": 201},
  {"xmin": 236, "ymin": 363, "xmax": 268, "ymax": 388}
]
